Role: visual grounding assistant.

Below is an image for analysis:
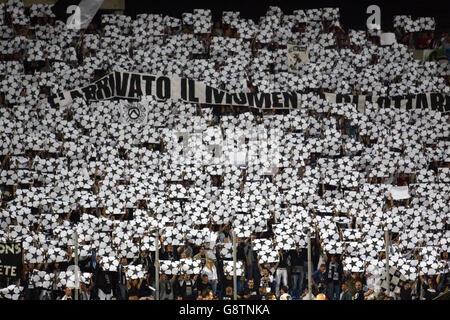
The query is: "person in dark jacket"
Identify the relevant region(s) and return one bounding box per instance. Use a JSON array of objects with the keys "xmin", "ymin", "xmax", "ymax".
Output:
[
  {"xmin": 339, "ymin": 283, "xmax": 352, "ymax": 300},
  {"xmin": 324, "ymin": 253, "xmax": 345, "ymax": 300},
  {"xmin": 180, "ymin": 273, "xmax": 197, "ymax": 300},
  {"xmin": 290, "ymin": 247, "xmax": 307, "ymax": 298},
  {"xmin": 117, "ymin": 257, "xmax": 128, "ymax": 300},
  {"xmin": 196, "ymin": 274, "xmax": 213, "ymax": 294},
  {"xmin": 92, "ymin": 257, "xmax": 113, "ymax": 300},
  {"xmin": 161, "ymin": 243, "xmax": 179, "ymax": 261}
]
